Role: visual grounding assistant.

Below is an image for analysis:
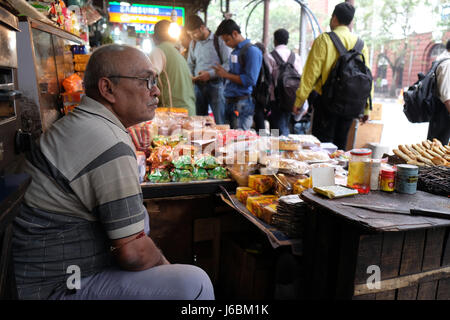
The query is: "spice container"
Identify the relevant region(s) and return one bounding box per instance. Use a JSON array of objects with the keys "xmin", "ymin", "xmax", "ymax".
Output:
[
  {"xmin": 347, "ymin": 148, "xmax": 372, "ymax": 194},
  {"xmin": 395, "ymin": 164, "xmax": 419, "ymax": 194},
  {"xmin": 370, "ymin": 159, "xmax": 381, "ymax": 191},
  {"xmin": 380, "ymin": 169, "xmax": 395, "ymax": 192}
]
